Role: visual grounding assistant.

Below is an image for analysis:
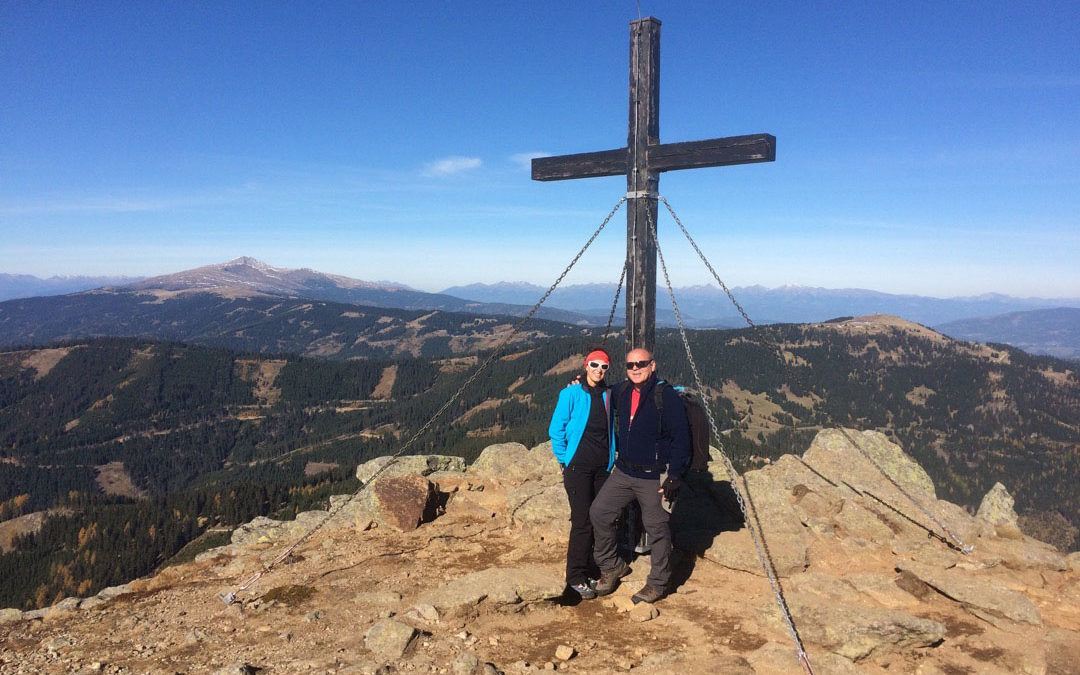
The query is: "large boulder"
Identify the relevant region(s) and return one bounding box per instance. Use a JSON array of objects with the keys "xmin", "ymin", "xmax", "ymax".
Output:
[
  {"xmin": 702, "ymin": 462, "xmax": 808, "ymax": 576},
  {"xmin": 976, "ymin": 482, "xmax": 1019, "ymax": 528},
  {"xmin": 468, "ymin": 442, "xmax": 552, "ymax": 485},
  {"xmin": 802, "ymin": 429, "xmax": 936, "ymax": 503},
  {"xmin": 361, "ymin": 474, "xmax": 439, "ymax": 532}
]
